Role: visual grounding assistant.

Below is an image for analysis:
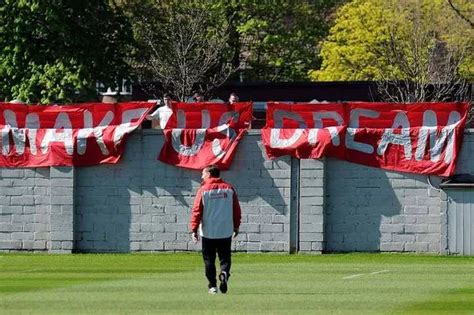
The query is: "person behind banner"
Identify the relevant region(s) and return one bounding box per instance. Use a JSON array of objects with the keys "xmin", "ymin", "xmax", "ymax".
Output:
[
  {"xmin": 8, "ymin": 99, "xmax": 26, "ymax": 104},
  {"xmin": 146, "ymin": 93, "xmax": 173, "ymax": 129},
  {"xmin": 193, "ymin": 92, "xmax": 205, "ymax": 103},
  {"xmin": 228, "ymin": 92, "xmax": 239, "ymax": 105},
  {"xmin": 227, "ymin": 92, "xmax": 252, "ymax": 128},
  {"xmin": 101, "ymin": 87, "xmax": 119, "ymax": 104},
  {"xmin": 190, "ymin": 164, "xmax": 241, "ymax": 295}
]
